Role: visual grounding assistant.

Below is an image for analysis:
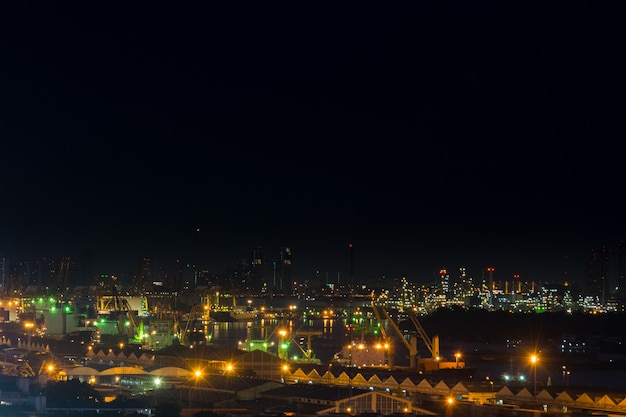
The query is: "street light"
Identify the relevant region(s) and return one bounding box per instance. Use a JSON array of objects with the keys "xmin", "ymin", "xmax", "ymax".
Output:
[
  {"xmin": 530, "ymin": 354, "xmax": 538, "ymax": 399},
  {"xmin": 189, "ymin": 369, "xmax": 202, "ymax": 407},
  {"xmin": 154, "ymin": 377, "xmax": 161, "ymax": 407},
  {"xmin": 281, "ymin": 364, "xmax": 289, "ymax": 382},
  {"xmin": 278, "ymin": 329, "xmax": 288, "ymax": 360},
  {"xmin": 446, "ymin": 397, "xmax": 454, "ymax": 417},
  {"xmin": 455, "ymin": 352, "xmax": 461, "ymax": 369},
  {"xmin": 24, "ymin": 322, "xmax": 34, "ymax": 347}
]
